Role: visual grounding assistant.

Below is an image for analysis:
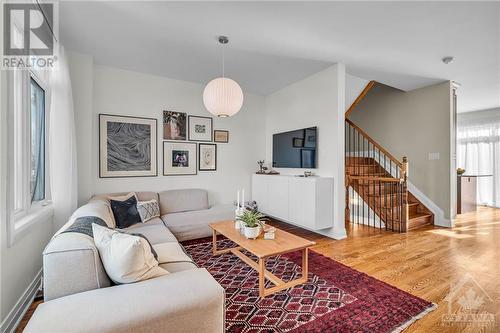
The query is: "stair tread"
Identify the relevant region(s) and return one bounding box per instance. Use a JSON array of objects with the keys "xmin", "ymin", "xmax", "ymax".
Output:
[{"xmin": 409, "ymin": 212, "xmax": 432, "ymax": 220}]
